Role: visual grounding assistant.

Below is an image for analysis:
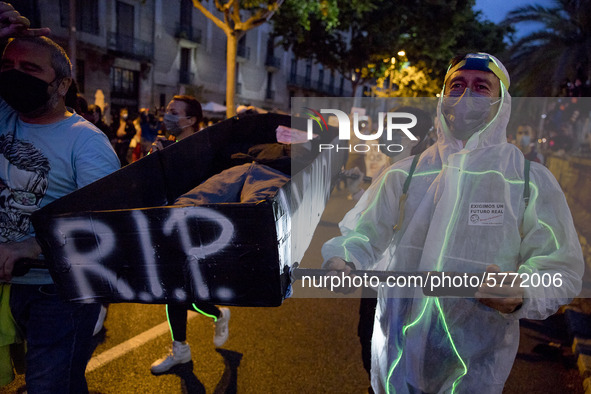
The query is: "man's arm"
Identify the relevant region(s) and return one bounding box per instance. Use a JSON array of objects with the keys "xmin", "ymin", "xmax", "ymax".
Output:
[
  {"xmin": 321, "ymin": 165, "xmax": 406, "ymax": 281},
  {"xmin": 487, "ymin": 164, "xmax": 584, "ymax": 319}
]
